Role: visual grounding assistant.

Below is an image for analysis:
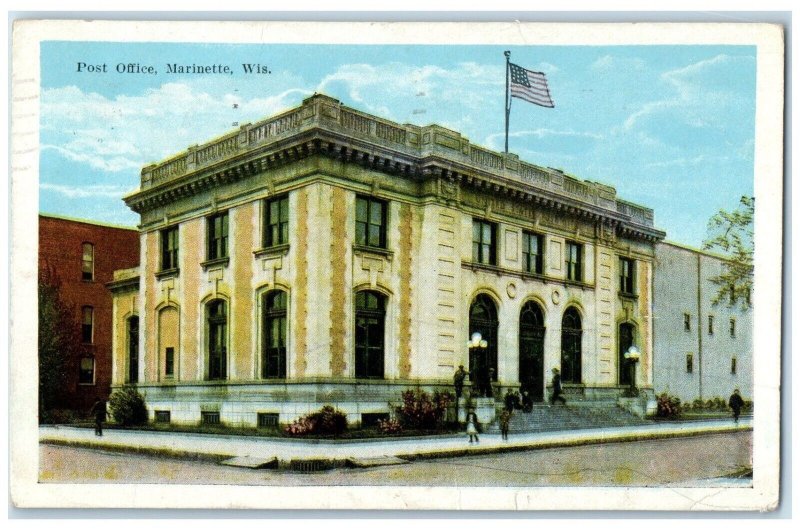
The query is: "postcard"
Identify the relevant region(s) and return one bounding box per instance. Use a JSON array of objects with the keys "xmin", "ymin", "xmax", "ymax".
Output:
[{"xmin": 10, "ymin": 19, "xmax": 784, "ymax": 511}]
